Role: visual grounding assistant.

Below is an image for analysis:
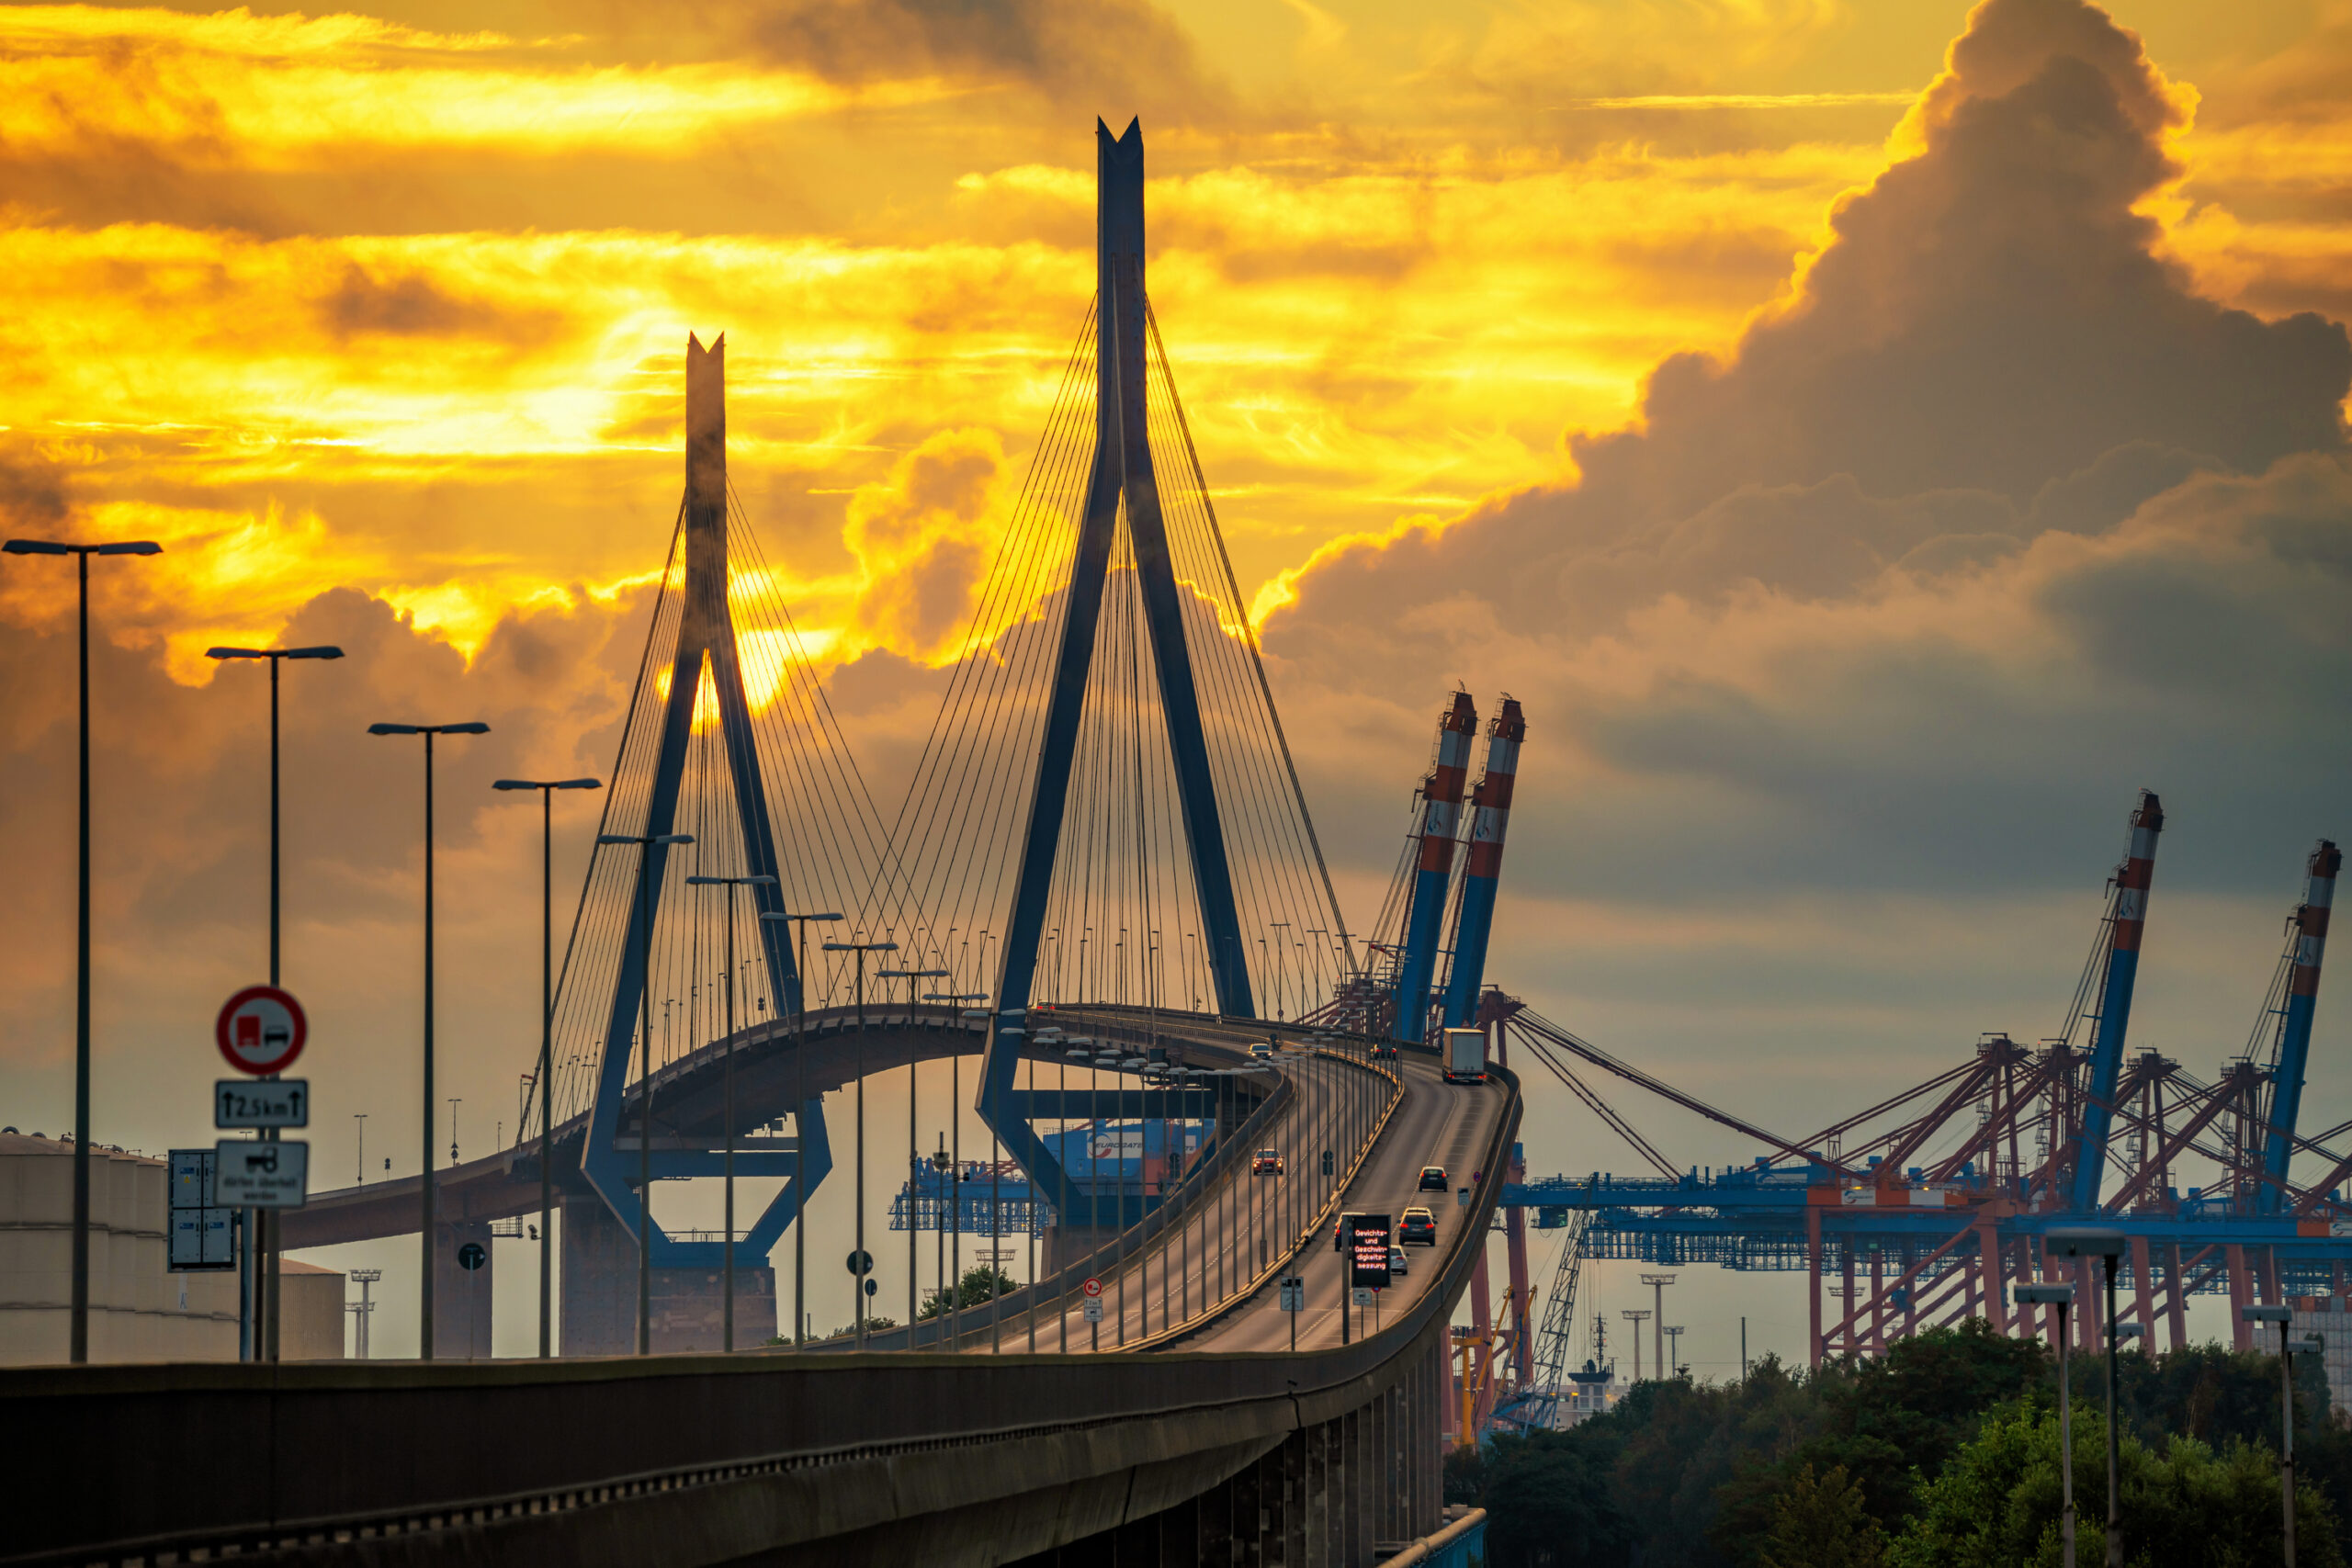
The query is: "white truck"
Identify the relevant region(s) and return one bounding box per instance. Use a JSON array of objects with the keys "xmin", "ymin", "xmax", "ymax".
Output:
[{"xmin": 1442, "ymin": 1026, "xmax": 1487, "ymax": 1085}]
